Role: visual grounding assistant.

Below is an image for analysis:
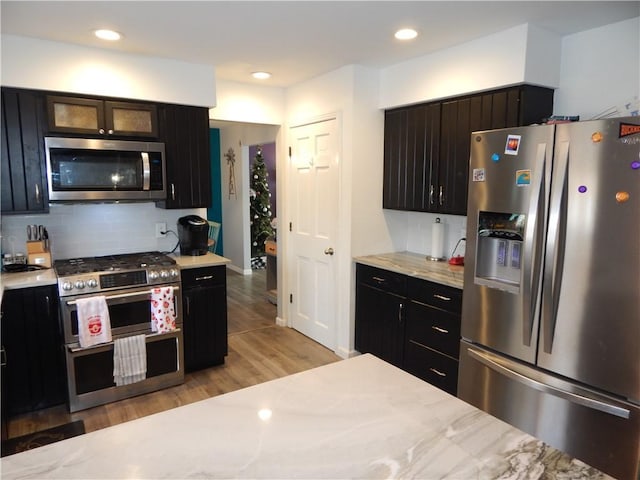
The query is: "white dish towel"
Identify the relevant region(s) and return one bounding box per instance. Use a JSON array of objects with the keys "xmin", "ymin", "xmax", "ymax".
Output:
[
  {"xmin": 113, "ymin": 335, "xmax": 147, "ymax": 386},
  {"xmin": 76, "ymin": 295, "xmax": 112, "ymax": 348},
  {"xmin": 150, "ymin": 286, "xmax": 177, "ymax": 333}
]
